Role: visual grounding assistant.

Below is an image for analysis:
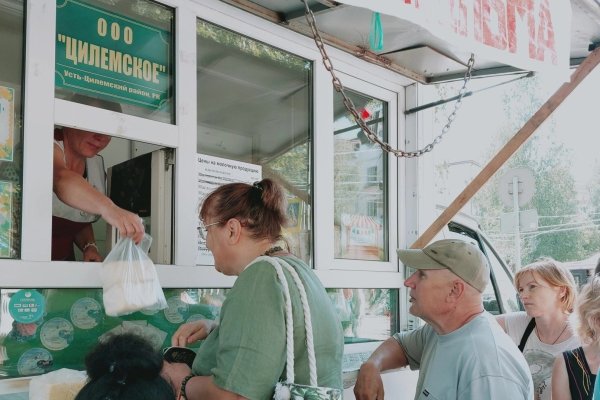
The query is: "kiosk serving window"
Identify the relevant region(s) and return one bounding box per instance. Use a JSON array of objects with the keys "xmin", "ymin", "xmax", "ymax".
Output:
[
  {"xmin": 54, "ymin": 0, "xmax": 175, "ymax": 123},
  {"xmin": 51, "ymin": 129, "xmax": 174, "ymax": 264},
  {"xmin": 0, "ymin": 0, "xmax": 24, "ymax": 259},
  {"xmin": 196, "ymin": 20, "xmax": 313, "ymax": 265}
]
